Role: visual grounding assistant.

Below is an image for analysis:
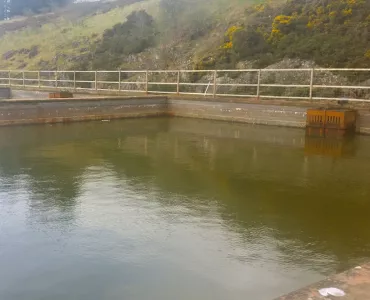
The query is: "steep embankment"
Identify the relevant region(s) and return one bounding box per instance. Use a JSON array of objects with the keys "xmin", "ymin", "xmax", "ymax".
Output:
[
  {"xmin": 0, "ymin": 0, "xmax": 253, "ymax": 70},
  {"xmin": 197, "ymin": 0, "xmax": 370, "ymax": 69},
  {"xmin": 0, "ymin": 0, "xmax": 368, "ymax": 71}
]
